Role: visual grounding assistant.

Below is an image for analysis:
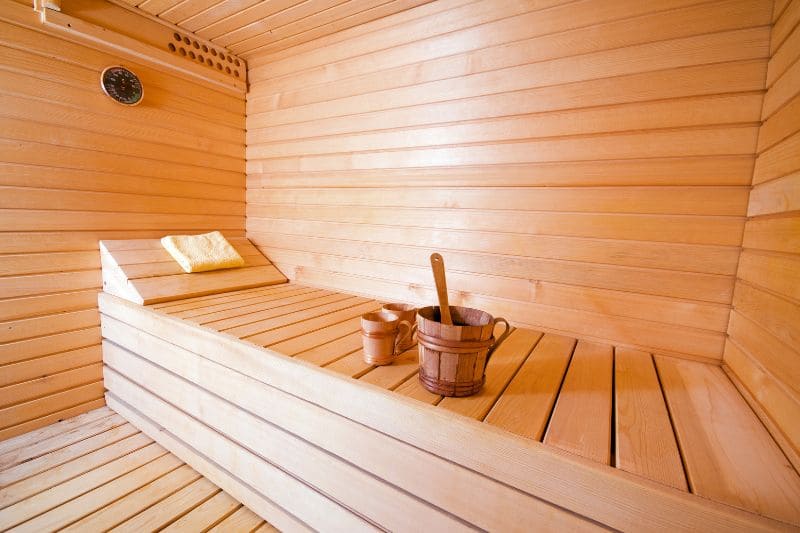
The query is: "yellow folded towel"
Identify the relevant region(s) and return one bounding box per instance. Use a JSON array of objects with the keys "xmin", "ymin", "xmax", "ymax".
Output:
[{"xmin": 161, "ymin": 231, "xmax": 245, "ymax": 273}]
